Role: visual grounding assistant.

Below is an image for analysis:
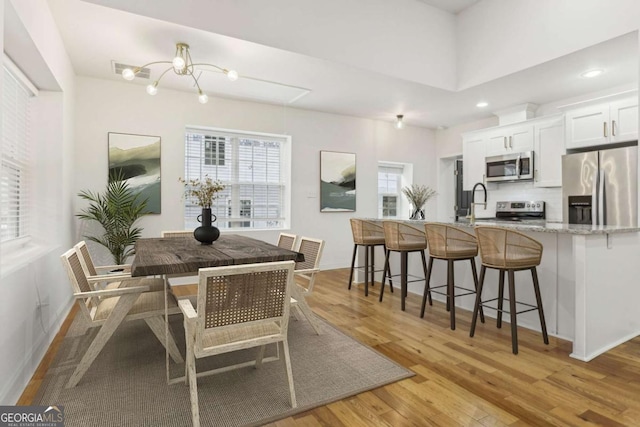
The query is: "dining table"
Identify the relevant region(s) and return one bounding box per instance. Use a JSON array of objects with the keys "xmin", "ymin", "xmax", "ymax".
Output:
[{"xmin": 131, "ymin": 234, "xmax": 323, "ymax": 384}]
